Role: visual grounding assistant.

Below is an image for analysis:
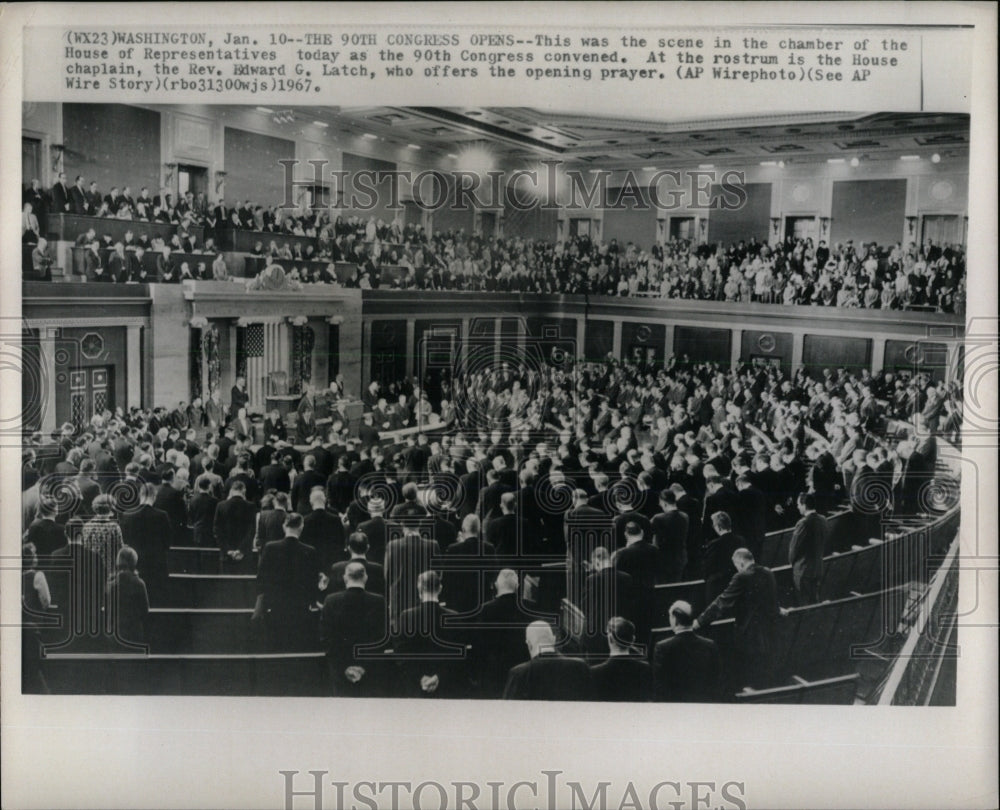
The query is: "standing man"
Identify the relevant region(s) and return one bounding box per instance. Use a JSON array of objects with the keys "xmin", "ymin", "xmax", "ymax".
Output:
[
  {"xmin": 502, "ymin": 621, "xmax": 593, "ymax": 701},
  {"xmin": 229, "ymin": 376, "xmax": 249, "ymax": 422},
  {"xmin": 384, "ymin": 527, "xmax": 440, "ymax": 630},
  {"xmin": 256, "ymin": 512, "xmax": 320, "ymax": 650},
  {"xmin": 319, "ymin": 561, "xmax": 387, "ymax": 696},
  {"xmin": 652, "ymin": 600, "xmax": 721, "ymax": 702},
  {"xmin": 695, "ymin": 548, "xmax": 780, "ymax": 690},
  {"xmin": 789, "ymin": 493, "xmax": 827, "ymax": 605},
  {"xmin": 118, "ymin": 482, "xmax": 172, "ymax": 605},
  {"xmin": 213, "ymin": 480, "xmax": 257, "ymax": 563},
  {"xmin": 51, "ymin": 171, "xmax": 71, "ymax": 215},
  {"xmin": 651, "ymin": 488, "xmax": 688, "ymax": 584}
]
